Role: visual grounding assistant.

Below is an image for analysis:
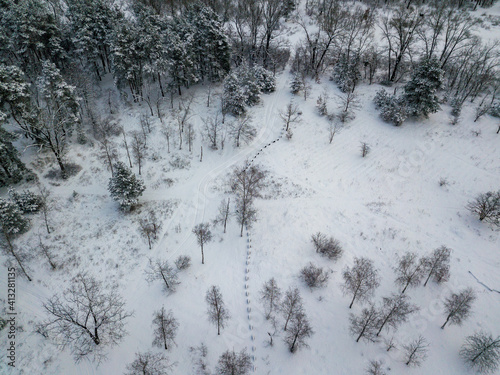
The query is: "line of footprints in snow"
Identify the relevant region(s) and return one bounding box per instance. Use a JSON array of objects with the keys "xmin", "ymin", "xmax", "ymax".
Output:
[{"xmin": 244, "ymin": 125, "xmax": 286, "ymax": 372}]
